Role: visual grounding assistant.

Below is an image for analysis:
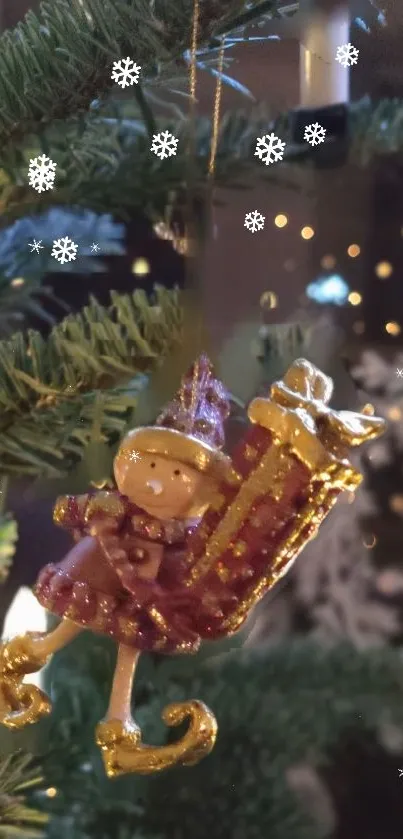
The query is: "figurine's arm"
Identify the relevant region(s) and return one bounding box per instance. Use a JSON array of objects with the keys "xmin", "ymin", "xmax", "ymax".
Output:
[
  {"xmin": 83, "ymin": 492, "xmax": 165, "ymax": 605},
  {"xmin": 53, "ymin": 494, "xmax": 91, "ymax": 534}
]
